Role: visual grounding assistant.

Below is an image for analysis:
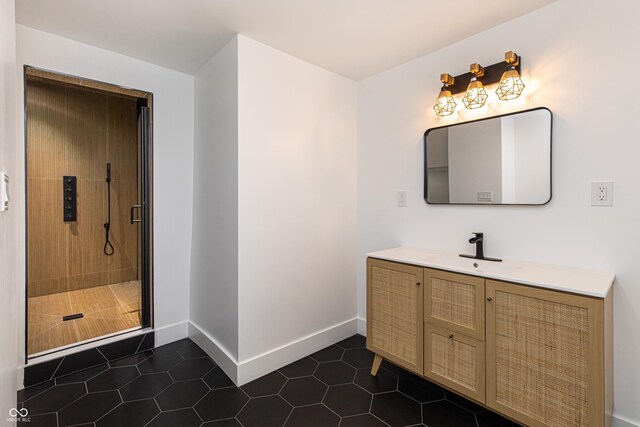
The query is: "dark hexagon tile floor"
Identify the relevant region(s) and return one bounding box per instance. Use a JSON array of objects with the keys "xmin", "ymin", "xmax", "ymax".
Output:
[{"xmin": 17, "ymin": 335, "xmax": 522, "ymax": 426}]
